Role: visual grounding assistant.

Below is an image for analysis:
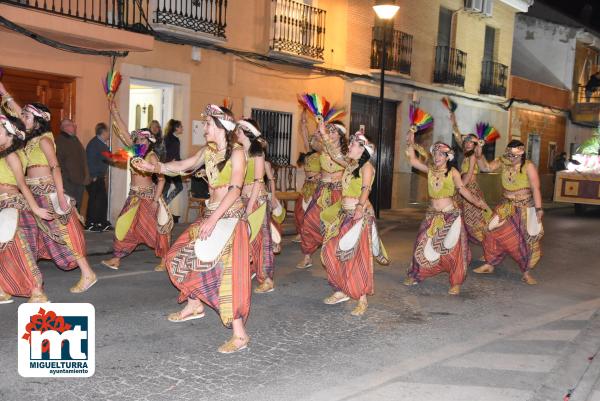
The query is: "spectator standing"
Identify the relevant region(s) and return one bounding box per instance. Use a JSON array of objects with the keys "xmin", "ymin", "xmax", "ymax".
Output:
[
  {"xmin": 162, "ymin": 119, "xmax": 184, "ymax": 205},
  {"xmin": 585, "ymin": 71, "xmax": 600, "ymax": 102},
  {"xmin": 56, "ymin": 118, "xmax": 90, "ymax": 211},
  {"xmin": 86, "ymin": 123, "xmax": 112, "ymax": 232}
]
